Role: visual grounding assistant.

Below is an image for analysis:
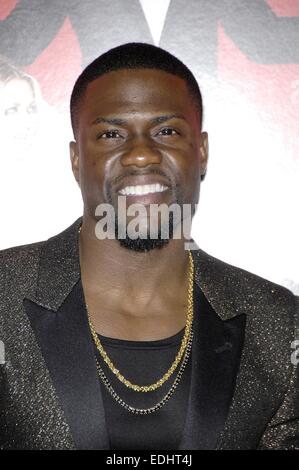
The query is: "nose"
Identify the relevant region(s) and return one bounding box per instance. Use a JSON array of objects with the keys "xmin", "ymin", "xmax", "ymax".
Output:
[{"xmin": 120, "ymin": 139, "xmax": 162, "ymax": 168}]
